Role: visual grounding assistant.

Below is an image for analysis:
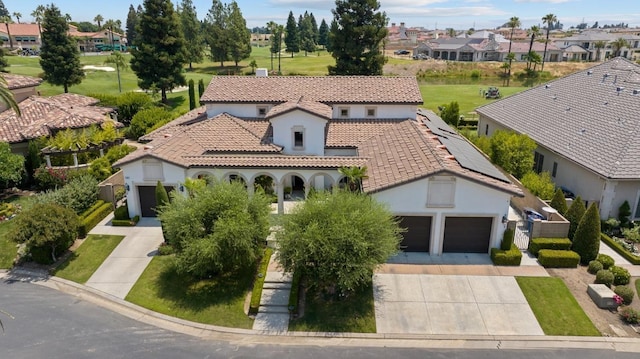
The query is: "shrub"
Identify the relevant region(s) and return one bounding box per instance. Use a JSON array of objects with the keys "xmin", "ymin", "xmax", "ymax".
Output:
[
  {"xmin": 537, "ymin": 249, "xmax": 580, "ymax": 268},
  {"xmin": 489, "ymin": 130, "xmax": 536, "ymax": 179},
  {"xmin": 472, "ymin": 136, "xmax": 492, "ymax": 158},
  {"xmin": 33, "ymin": 174, "xmax": 99, "ymax": 215},
  {"xmin": 587, "ymin": 260, "xmax": 603, "ymax": 274},
  {"xmin": 105, "ymin": 144, "xmax": 136, "ymax": 165},
  {"xmin": 188, "ymin": 79, "xmax": 196, "ymax": 110},
  {"xmin": 571, "ymin": 203, "xmax": 601, "ymax": 264},
  {"xmin": 288, "ymin": 270, "xmax": 301, "ymax": 313},
  {"xmin": 114, "ymin": 204, "xmax": 129, "ymax": 220},
  {"xmin": 501, "ymin": 228, "xmax": 515, "ymax": 250},
  {"xmin": 112, "ymin": 215, "xmax": 140, "ymax": 226},
  {"xmin": 609, "ymin": 266, "xmax": 631, "ymax": 286},
  {"xmin": 249, "ymin": 247, "xmax": 273, "ymax": 315},
  {"xmin": 565, "ymin": 196, "xmax": 586, "ymax": 240},
  {"xmin": 595, "ymin": 269, "xmax": 614, "ymax": 287},
  {"xmin": 88, "ymin": 92, "xmax": 119, "ymax": 107},
  {"xmin": 157, "ymin": 243, "xmax": 175, "ymax": 255},
  {"xmin": 439, "ymin": 101, "xmax": 460, "ymax": 127},
  {"xmin": 614, "ymin": 285, "xmax": 634, "ymax": 305},
  {"xmin": 619, "ymin": 307, "xmax": 640, "ymax": 324},
  {"xmin": 618, "ymin": 200, "xmax": 631, "ymax": 228},
  {"xmin": 79, "ymin": 200, "xmax": 106, "ymax": 219},
  {"xmin": 549, "ymin": 188, "xmax": 568, "ymax": 215},
  {"xmin": 155, "ymin": 181, "xmax": 169, "ymax": 211},
  {"xmin": 528, "ymin": 237, "xmax": 572, "ymax": 256},
  {"xmin": 622, "ymin": 226, "xmax": 640, "ymax": 243},
  {"xmin": 490, "ymin": 243, "xmax": 522, "ymax": 266},
  {"xmin": 88, "ymin": 157, "xmax": 113, "ymax": 181},
  {"xmin": 596, "ymin": 253, "xmax": 615, "ymax": 269},
  {"xmin": 115, "ymin": 92, "xmax": 153, "ymax": 125},
  {"xmin": 600, "ymin": 233, "xmax": 640, "ymax": 265},
  {"xmin": 34, "ymin": 165, "xmax": 68, "ymax": 190},
  {"xmin": 79, "ymin": 202, "xmax": 113, "ymax": 238},
  {"xmin": 127, "ymin": 107, "xmax": 173, "ymax": 139},
  {"xmin": 520, "ymin": 171, "xmax": 555, "ymax": 200}
]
